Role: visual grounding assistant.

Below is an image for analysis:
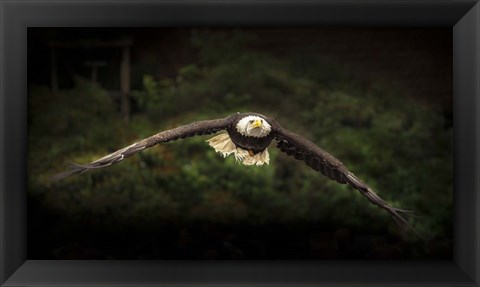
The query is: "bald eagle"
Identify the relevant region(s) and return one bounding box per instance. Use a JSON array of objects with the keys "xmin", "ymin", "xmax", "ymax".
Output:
[{"xmin": 55, "ymin": 112, "xmax": 416, "ymax": 233}]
